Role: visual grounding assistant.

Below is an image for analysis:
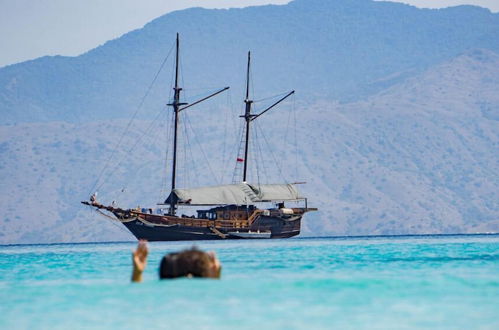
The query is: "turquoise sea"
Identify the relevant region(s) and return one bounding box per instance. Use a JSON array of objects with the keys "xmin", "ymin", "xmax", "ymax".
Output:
[{"xmin": 1, "ymin": 235, "xmax": 498, "ymax": 329}]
